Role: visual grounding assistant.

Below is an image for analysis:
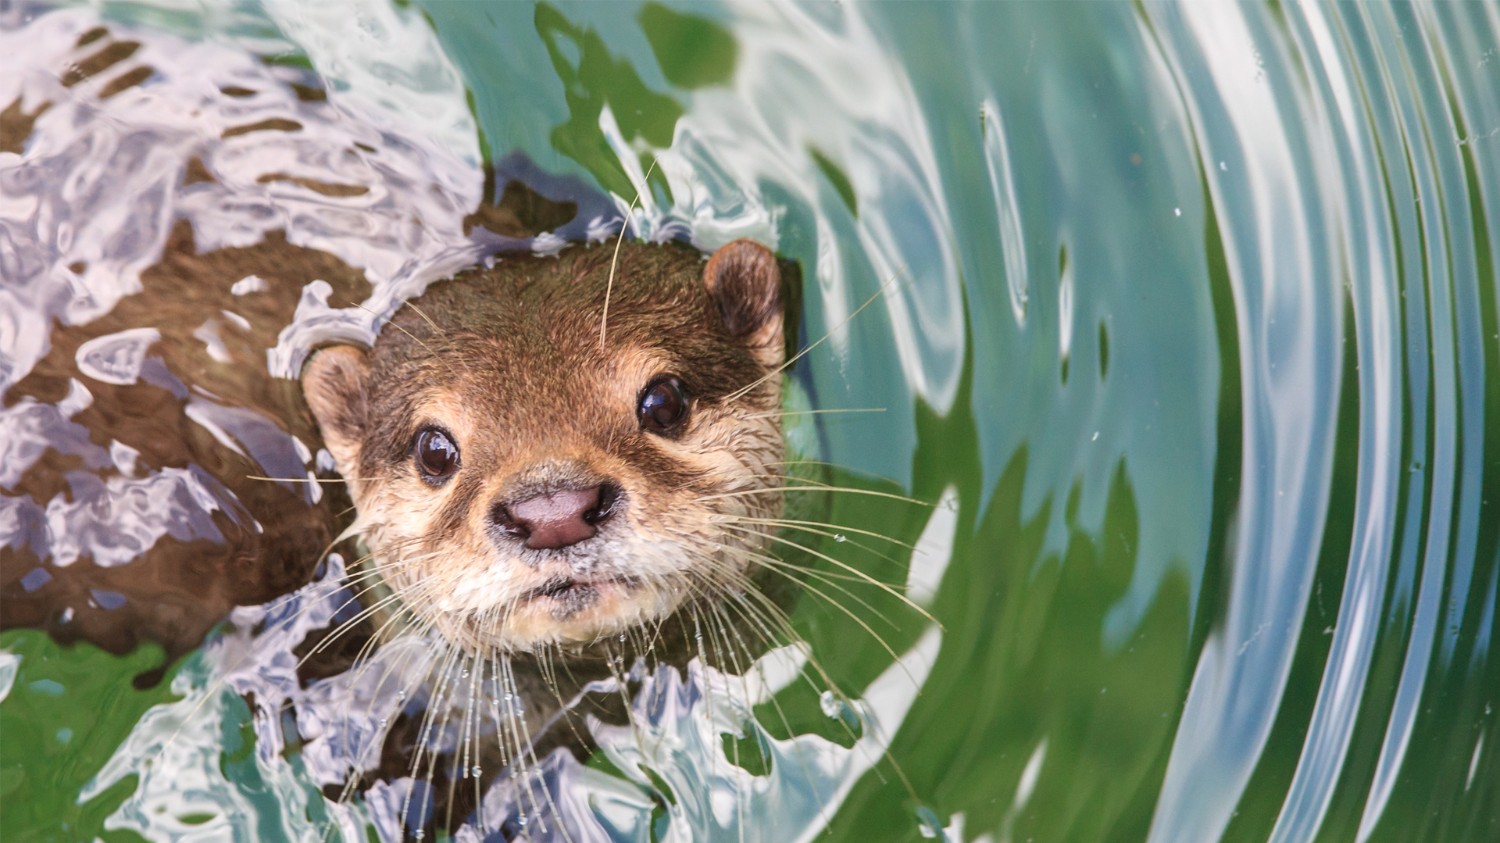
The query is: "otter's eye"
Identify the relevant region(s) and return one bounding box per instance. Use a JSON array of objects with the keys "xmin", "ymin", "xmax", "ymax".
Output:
[
  {"xmin": 638, "ymin": 376, "xmax": 688, "ymax": 435},
  {"xmin": 413, "ymin": 426, "xmax": 459, "ymax": 484}
]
